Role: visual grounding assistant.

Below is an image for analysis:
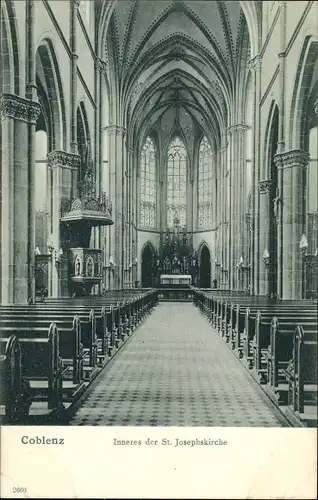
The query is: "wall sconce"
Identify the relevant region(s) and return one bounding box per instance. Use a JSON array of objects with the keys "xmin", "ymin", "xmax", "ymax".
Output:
[
  {"xmin": 263, "ymin": 248, "xmax": 270, "ymax": 266},
  {"xmin": 134, "ymin": 257, "xmax": 138, "ymax": 264},
  {"xmin": 35, "ymin": 246, "xmax": 41, "ymax": 256},
  {"xmin": 299, "ymin": 234, "xmax": 308, "ymax": 257}
]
